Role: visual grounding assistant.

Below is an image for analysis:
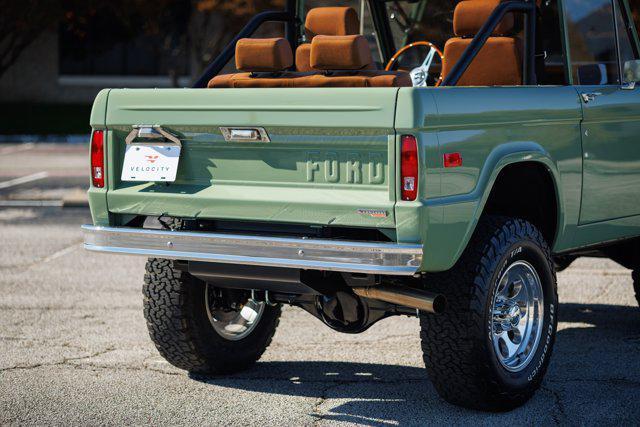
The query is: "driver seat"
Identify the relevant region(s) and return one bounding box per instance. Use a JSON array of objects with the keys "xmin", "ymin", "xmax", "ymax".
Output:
[{"xmin": 441, "ymin": 0, "xmax": 522, "ymax": 86}]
